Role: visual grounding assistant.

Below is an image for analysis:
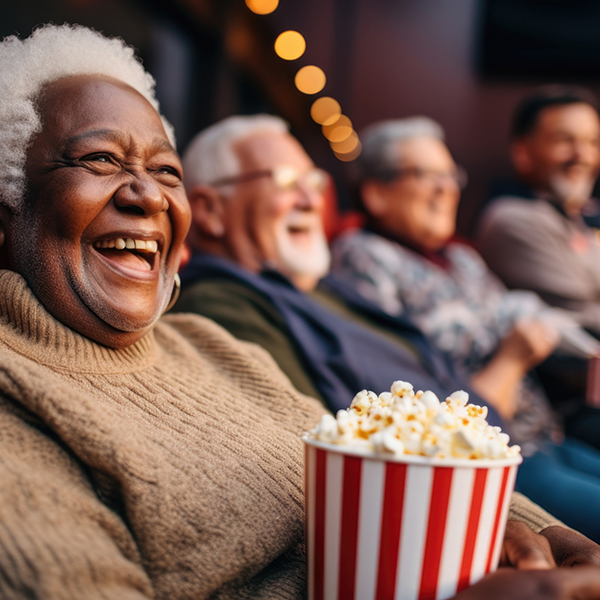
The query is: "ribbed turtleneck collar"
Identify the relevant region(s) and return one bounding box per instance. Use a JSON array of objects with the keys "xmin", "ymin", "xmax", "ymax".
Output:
[{"xmin": 0, "ymin": 270, "xmax": 158, "ymax": 374}]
